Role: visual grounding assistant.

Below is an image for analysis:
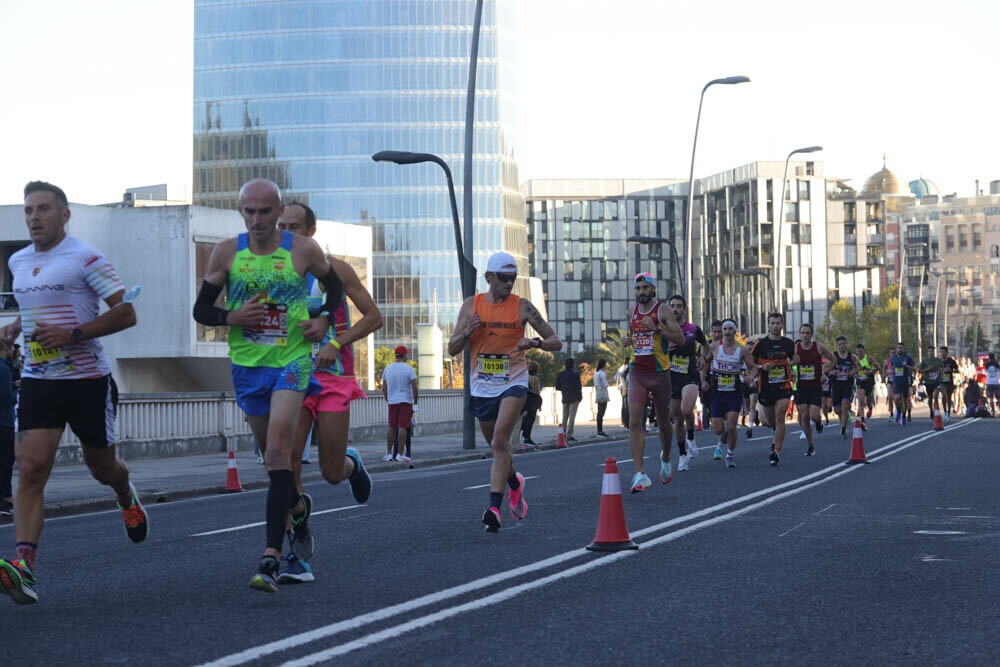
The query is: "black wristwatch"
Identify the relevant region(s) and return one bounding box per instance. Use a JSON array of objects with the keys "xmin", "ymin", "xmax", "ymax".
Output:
[
  {"xmin": 533, "ymin": 337, "xmax": 543, "ymax": 349},
  {"xmin": 71, "ymin": 328, "xmax": 84, "ymax": 343}
]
